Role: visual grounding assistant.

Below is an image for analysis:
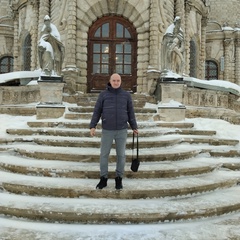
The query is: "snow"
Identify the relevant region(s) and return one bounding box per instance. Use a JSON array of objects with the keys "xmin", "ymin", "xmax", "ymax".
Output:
[
  {"xmin": 0, "ymin": 111, "xmax": 240, "ymax": 239},
  {"xmin": 0, "ymin": 69, "xmax": 41, "ymax": 83},
  {"xmin": 0, "ymin": 73, "xmax": 240, "ymax": 239}
]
